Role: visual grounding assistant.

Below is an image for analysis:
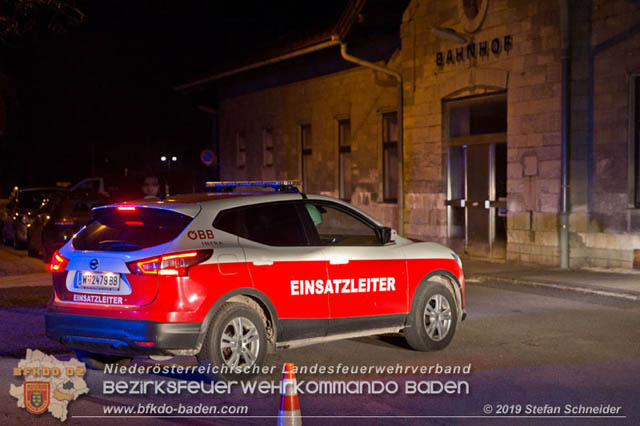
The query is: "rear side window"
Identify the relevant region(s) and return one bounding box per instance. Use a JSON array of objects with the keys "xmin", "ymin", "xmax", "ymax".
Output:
[
  {"xmin": 73, "ymin": 207, "xmax": 193, "ymax": 251},
  {"xmin": 213, "ymin": 202, "xmax": 308, "ymax": 246}
]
